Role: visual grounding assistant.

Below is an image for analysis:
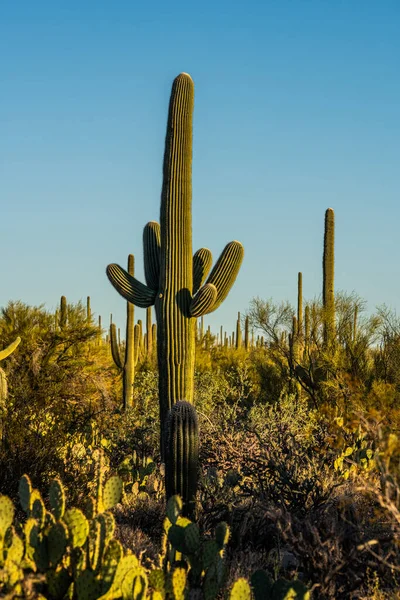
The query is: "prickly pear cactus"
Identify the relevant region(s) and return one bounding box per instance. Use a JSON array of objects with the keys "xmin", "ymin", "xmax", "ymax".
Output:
[
  {"xmin": 162, "ymin": 495, "xmax": 230, "ymax": 600},
  {"xmin": 229, "ymin": 578, "xmax": 252, "ymax": 600},
  {"xmin": 0, "ymin": 478, "xmax": 309, "ymax": 600}
]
